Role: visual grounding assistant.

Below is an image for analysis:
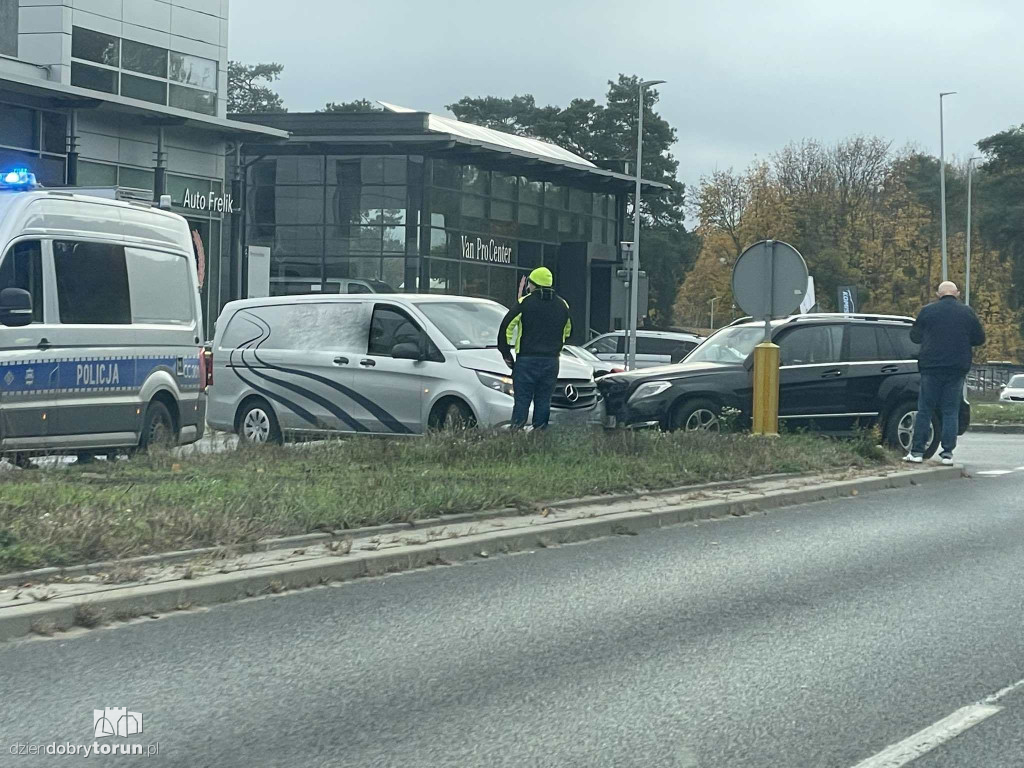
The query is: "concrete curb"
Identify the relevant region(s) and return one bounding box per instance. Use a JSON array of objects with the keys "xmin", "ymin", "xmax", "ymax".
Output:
[
  {"xmin": 969, "ymin": 424, "xmax": 1024, "ymax": 434},
  {"xmin": 0, "ymin": 473, "xmax": 807, "ymax": 590},
  {"xmin": 0, "ymin": 465, "xmax": 961, "ymax": 643}
]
